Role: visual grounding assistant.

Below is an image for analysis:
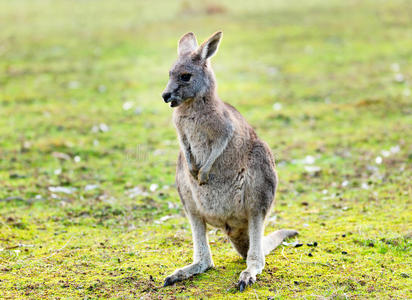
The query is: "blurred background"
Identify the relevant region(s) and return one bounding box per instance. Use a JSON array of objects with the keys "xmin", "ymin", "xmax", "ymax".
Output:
[{"xmin": 0, "ymin": 0, "xmax": 411, "ymax": 298}]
